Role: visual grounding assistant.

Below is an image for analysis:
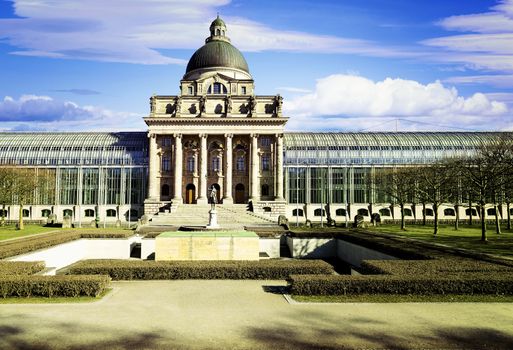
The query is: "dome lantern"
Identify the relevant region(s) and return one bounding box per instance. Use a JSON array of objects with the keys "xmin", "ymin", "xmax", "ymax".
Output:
[{"xmin": 207, "ymin": 15, "xmax": 229, "ymax": 43}]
